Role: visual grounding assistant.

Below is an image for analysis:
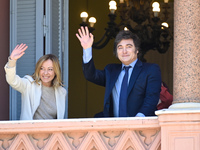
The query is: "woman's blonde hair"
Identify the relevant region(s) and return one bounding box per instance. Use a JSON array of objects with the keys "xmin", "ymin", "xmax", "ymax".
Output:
[{"xmin": 32, "ymin": 54, "xmax": 63, "ymax": 87}]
